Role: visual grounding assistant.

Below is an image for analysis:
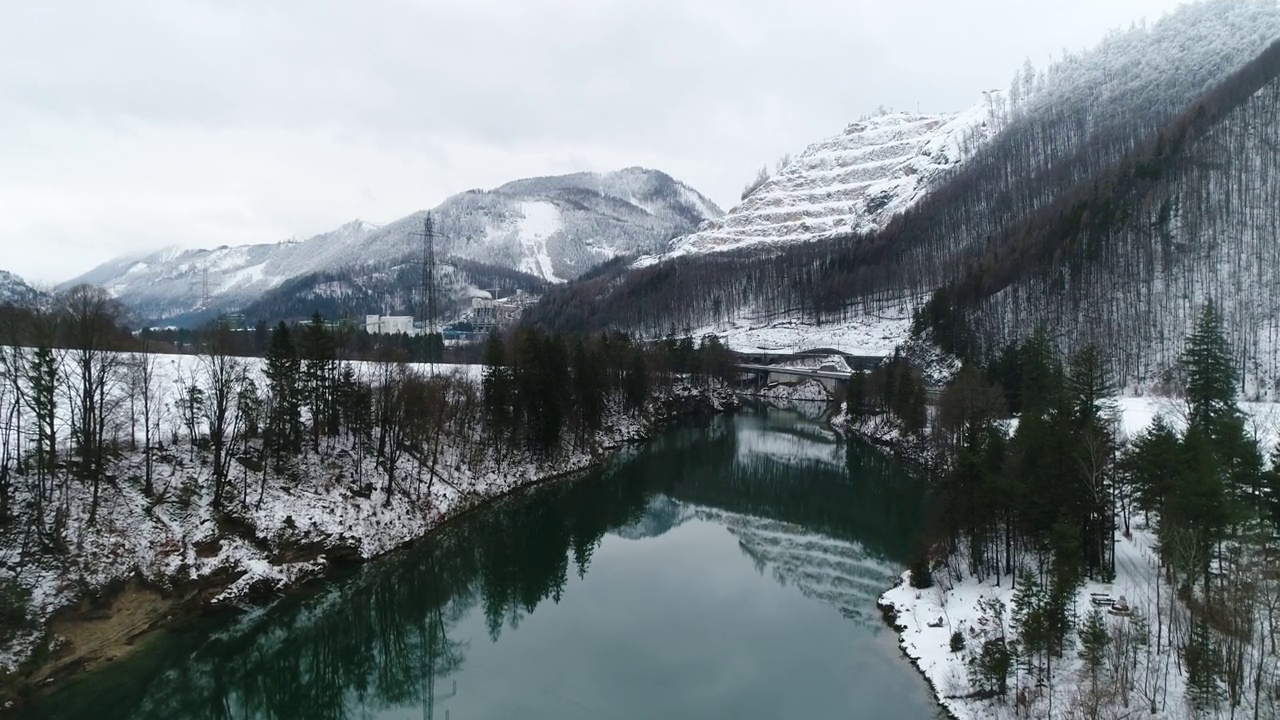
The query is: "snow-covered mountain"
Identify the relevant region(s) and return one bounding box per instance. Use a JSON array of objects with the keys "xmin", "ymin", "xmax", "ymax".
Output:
[
  {"xmin": 63, "ymin": 167, "xmax": 721, "ymax": 324},
  {"xmin": 0, "ymin": 270, "xmax": 43, "ymax": 308},
  {"xmin": 645, "ymin": 103, "xmax": 995, "ymax": 263}
]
